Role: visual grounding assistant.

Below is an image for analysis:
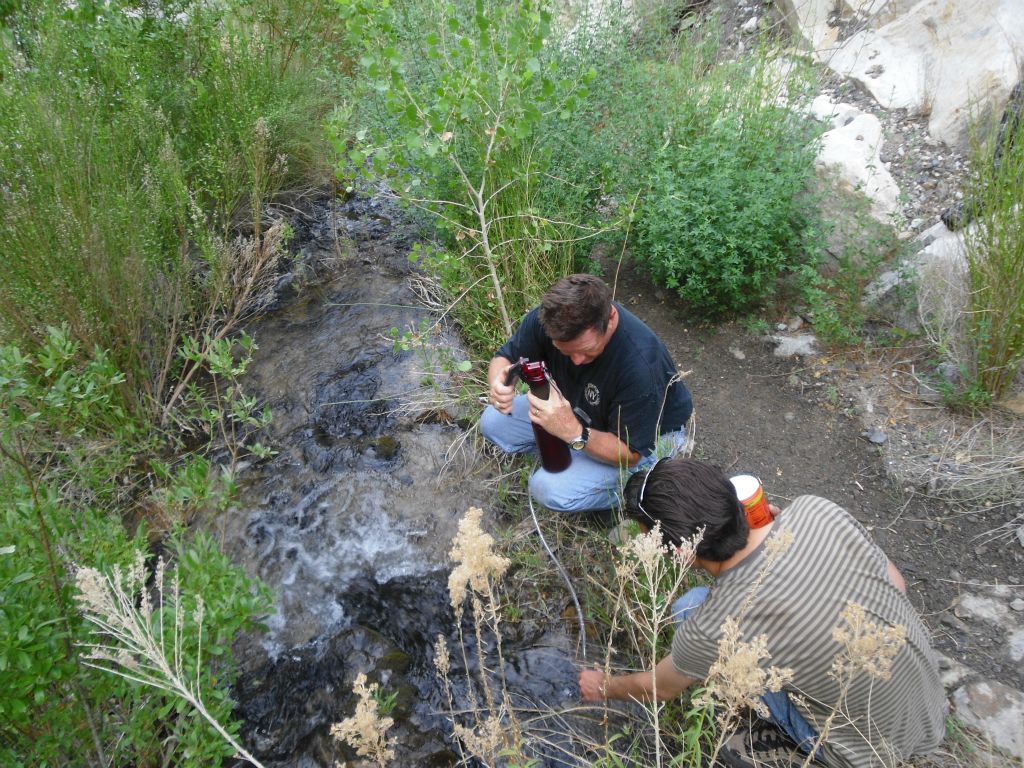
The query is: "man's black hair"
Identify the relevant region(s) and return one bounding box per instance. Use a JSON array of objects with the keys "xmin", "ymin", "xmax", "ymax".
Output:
[{"xmin": 623, "ymin": 457, "xmax": 749, "ymax": 562}]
